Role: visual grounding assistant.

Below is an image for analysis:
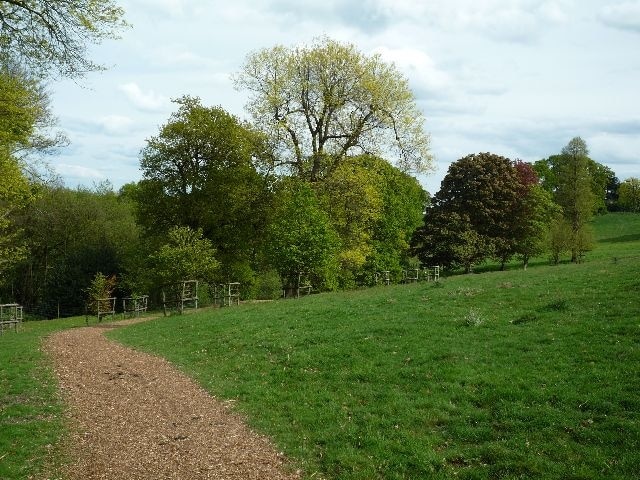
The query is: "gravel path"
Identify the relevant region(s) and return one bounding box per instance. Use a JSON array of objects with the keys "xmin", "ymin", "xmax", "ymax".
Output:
[{"xmin": 44, "ymin": 321, "xmax": 300, "ymax": 479}]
